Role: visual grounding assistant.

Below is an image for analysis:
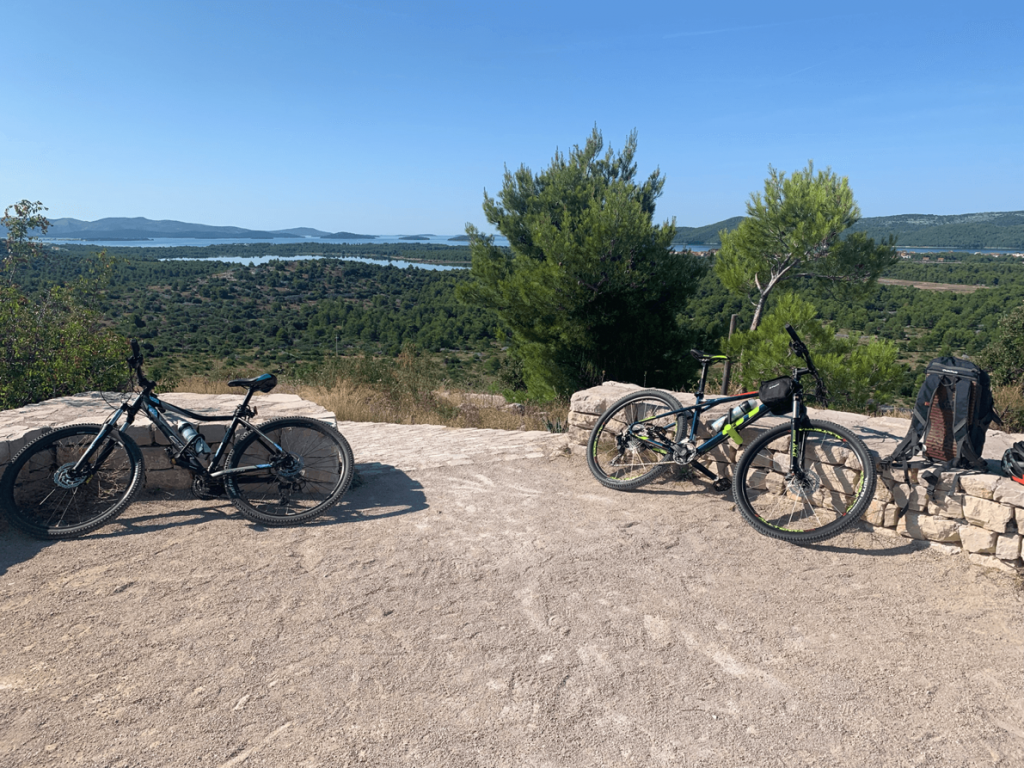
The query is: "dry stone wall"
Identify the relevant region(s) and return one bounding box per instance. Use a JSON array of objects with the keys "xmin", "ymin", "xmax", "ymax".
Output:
[
  {"xmin": 0, "ymin": 392, "xmax": 337, "ymax": 493},
  {"xmin": 570, "ymin": 382, "xmax": 1024, "ymax": 575}
]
